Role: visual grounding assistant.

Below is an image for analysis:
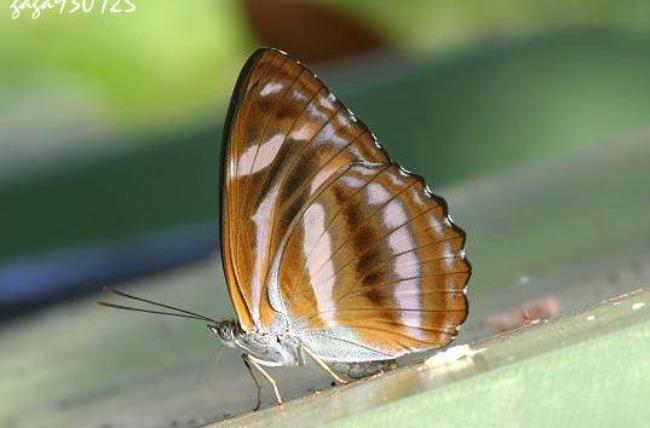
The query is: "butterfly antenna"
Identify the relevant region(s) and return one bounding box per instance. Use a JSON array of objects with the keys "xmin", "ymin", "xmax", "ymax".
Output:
[
  {"xmin": 97, "ymin": 287, "xmax": 218, "ymax": 323},
  {"xmin": 96, "ymin": 301, "xmax": 212, "ymax": 321}
]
